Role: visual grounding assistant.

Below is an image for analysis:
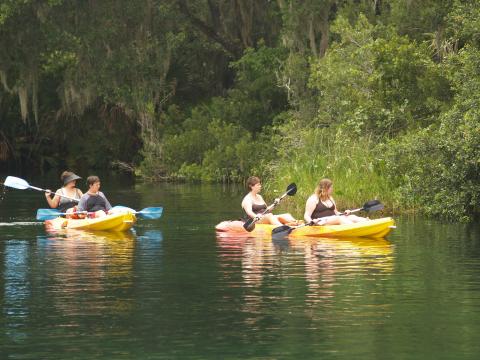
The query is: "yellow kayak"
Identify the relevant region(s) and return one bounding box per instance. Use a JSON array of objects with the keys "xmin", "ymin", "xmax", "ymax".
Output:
[
  {"xmin": 45, "ymin": 212, "xmax": 136, "ymax": 232},
  {"xmin": 216, "ymin": 217, "xmax": 395, "ymax": 239}
]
